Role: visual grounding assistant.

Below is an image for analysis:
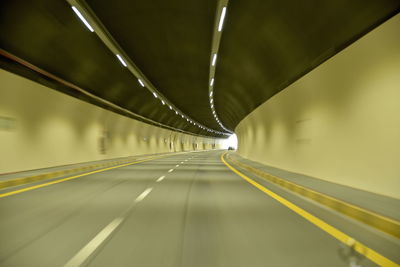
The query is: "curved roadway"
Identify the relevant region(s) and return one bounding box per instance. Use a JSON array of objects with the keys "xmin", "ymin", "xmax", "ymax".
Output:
[{"xmin": 0, "ymin": 151, "xmax": 380, "ymax": 267}]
